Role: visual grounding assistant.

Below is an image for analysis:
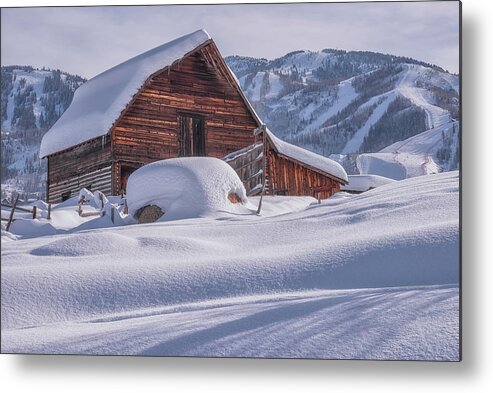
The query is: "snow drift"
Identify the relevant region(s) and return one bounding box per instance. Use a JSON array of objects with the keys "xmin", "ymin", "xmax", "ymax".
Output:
[
  {"xmin": 1, "ymin": 171, "xmax": 459, "ymax": 335},
  {"xmin": 126, "ymin": 157, "xmax": 248, "ymax": 221}
]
